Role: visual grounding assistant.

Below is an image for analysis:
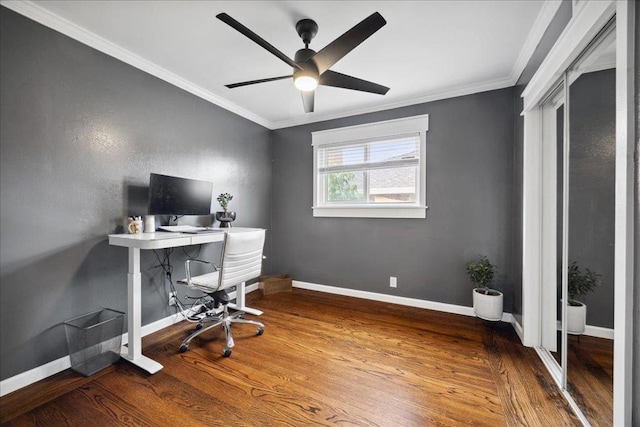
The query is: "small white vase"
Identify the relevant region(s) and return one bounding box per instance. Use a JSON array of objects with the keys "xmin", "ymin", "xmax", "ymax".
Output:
[
  {"xmin": 473, "ymin": 288, "xmax": 503, "ymax": 321},
  {"xmin": 566, "ymin": 300, "xmax": 586, "ymax": 335}
]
